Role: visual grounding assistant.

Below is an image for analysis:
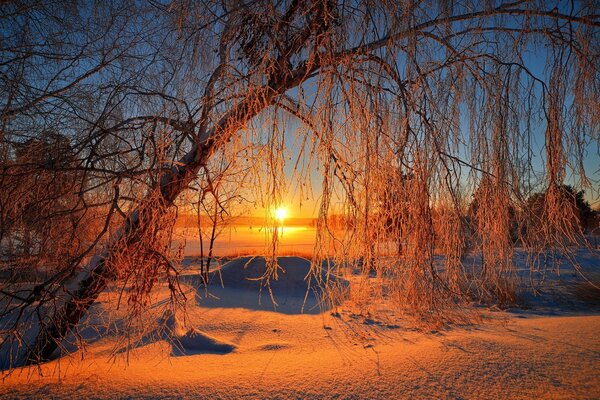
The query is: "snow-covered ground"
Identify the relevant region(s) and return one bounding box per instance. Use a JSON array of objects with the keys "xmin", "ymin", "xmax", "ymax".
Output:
[{"xmin": 1, "ymin": 252, "xmax": 599, "ymax": 399}]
